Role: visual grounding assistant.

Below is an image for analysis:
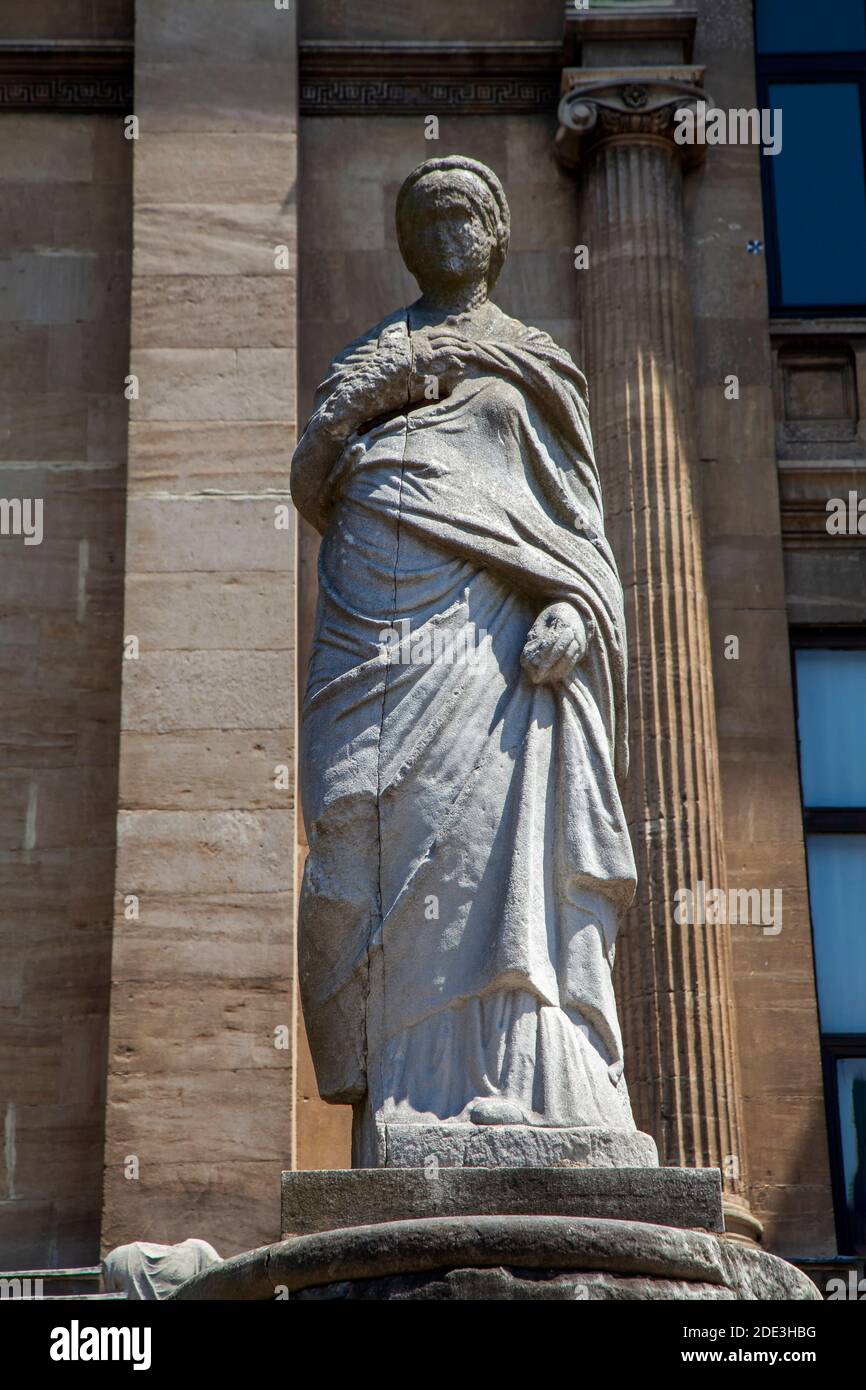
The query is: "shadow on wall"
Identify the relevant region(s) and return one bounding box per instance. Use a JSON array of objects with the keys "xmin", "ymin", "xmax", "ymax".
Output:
[{"xmin": 0, "ymin": 109, "xmax": 132, "ymax": 1269}]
